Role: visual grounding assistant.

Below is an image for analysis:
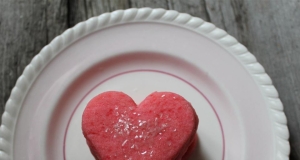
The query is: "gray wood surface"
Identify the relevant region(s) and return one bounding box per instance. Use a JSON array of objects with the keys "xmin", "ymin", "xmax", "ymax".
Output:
[{"xmin": 0, "ymin": 0, "xmax": 299, "ymax": 159}]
